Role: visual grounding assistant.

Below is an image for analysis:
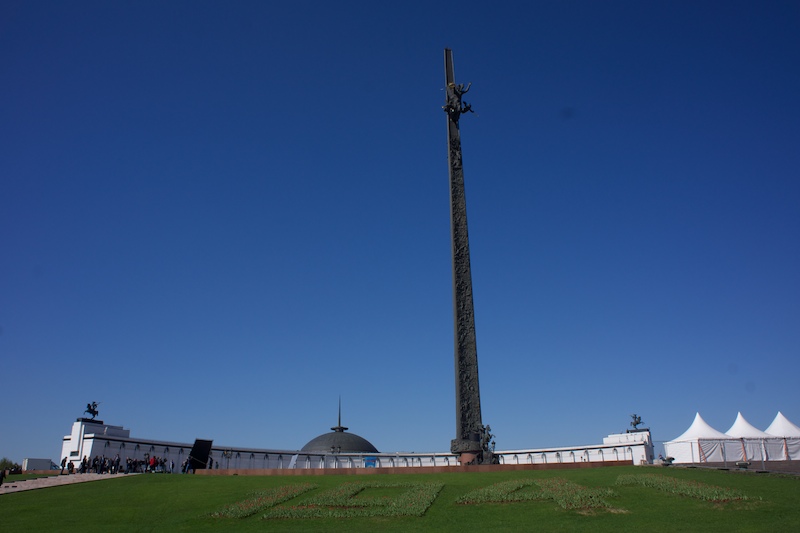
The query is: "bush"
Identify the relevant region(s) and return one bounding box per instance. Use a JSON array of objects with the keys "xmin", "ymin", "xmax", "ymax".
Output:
[{"xmin": 1, "ymin": 457, "xmax": 22, "ymax": 473}]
